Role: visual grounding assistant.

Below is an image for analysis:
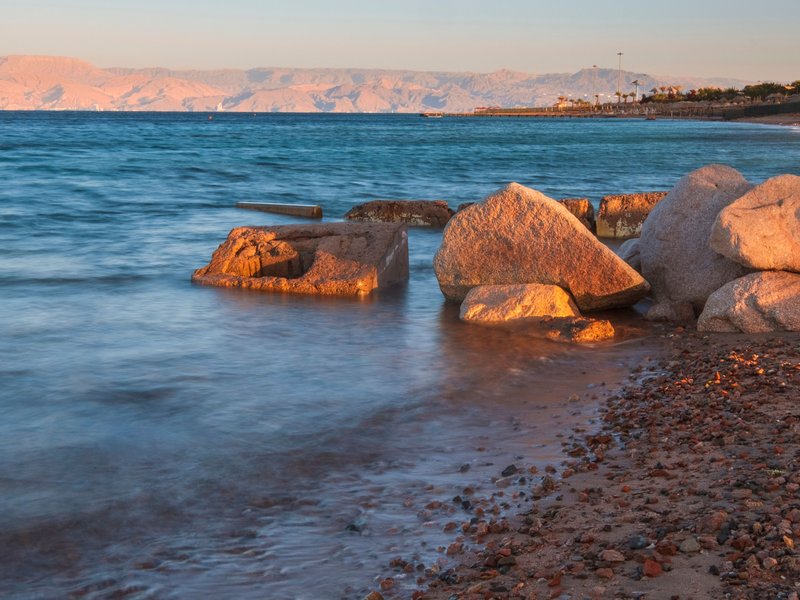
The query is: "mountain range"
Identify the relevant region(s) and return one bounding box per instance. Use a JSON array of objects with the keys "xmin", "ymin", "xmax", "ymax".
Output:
[{"xmin": 0, "ymin": 55, "xmax": 751, "ymax": 113}]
